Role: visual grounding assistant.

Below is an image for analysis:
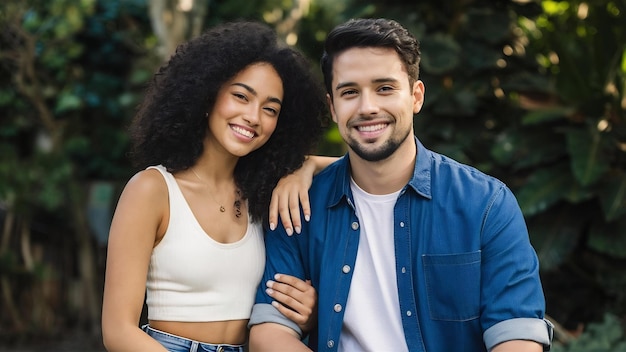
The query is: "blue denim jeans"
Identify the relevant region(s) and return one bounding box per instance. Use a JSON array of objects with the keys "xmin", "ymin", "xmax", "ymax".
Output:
[{"xmin": 142, "ymin": 325, "xmax": 245, "ymax": 352}]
